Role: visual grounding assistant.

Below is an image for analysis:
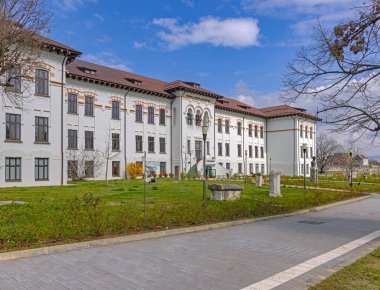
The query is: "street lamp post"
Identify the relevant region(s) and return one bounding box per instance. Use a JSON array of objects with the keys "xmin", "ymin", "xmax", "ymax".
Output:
[
  {"xmin": 302, "ymin": 143, "xmax": 308, "ymax": 190},
  {"xmin": 202, "ymin": 122, "xmax": 209, "ymax": 207},
  {"xmin": 349, "ymin": 149, "xmax": 353, "ymax": 188}
]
